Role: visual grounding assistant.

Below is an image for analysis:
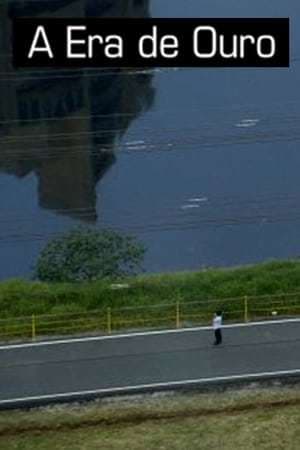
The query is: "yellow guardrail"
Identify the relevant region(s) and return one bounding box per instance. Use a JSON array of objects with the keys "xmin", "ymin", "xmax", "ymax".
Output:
[{"xmin": 0, "ymin": 292, "xmax": 299, "ymax": 343}]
